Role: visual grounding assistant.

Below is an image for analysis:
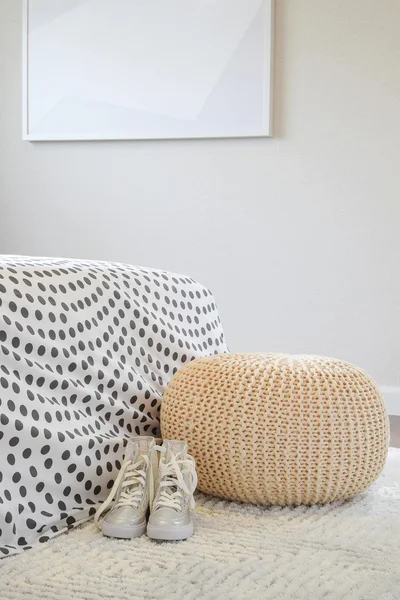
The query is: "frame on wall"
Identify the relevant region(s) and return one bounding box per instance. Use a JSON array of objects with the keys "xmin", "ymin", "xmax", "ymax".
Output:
[{"xmin": 22, "ymin": 0, "xmax": 274, "ymax": 141}]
